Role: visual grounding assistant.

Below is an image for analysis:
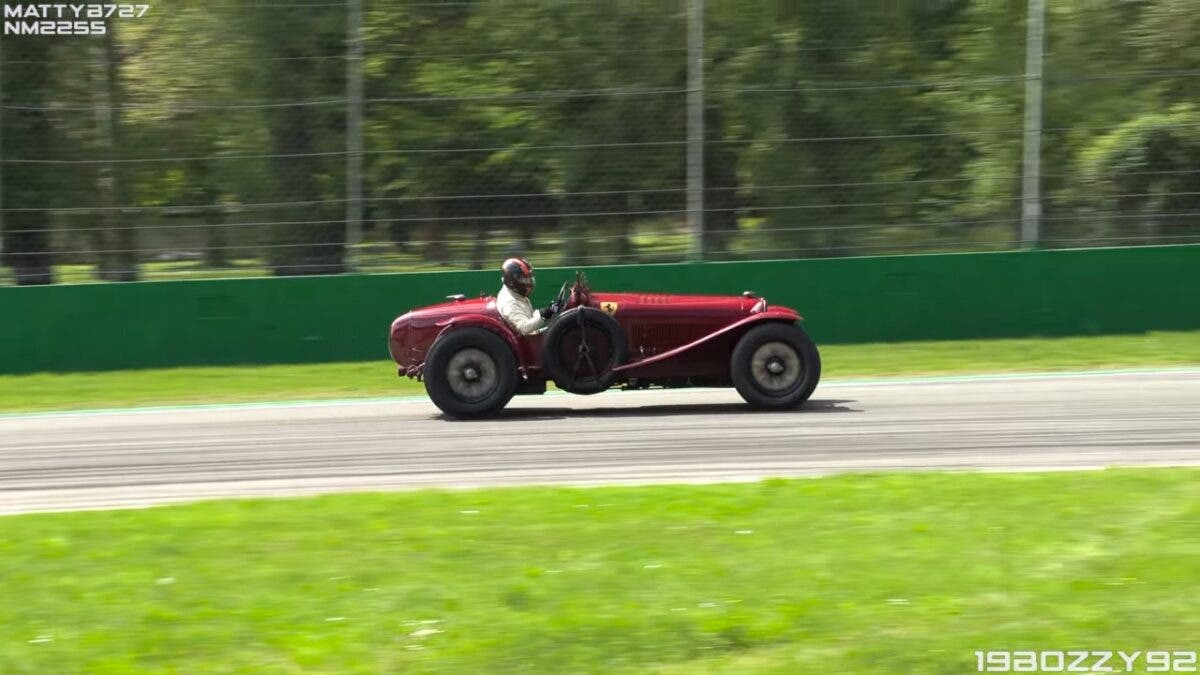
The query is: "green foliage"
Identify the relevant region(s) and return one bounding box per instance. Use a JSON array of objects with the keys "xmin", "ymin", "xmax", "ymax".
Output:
[
  {"xmin": 1059, "ymin": 105, "xmax": 1200, "ymax": 245},
  {"xmin": 1081, "ymin": 105, "xmax": 1200, "ymax": 192},
  {"xmin": 3, "ymin": 0, "xmax": 1199, "ymax": 281}
]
